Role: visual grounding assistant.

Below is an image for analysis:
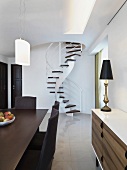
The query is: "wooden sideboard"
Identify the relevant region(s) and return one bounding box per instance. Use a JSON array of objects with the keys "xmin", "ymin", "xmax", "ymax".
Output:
[{"xmin": 92, "ymin": 109, "xmax": 127, "ymax": 170}]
